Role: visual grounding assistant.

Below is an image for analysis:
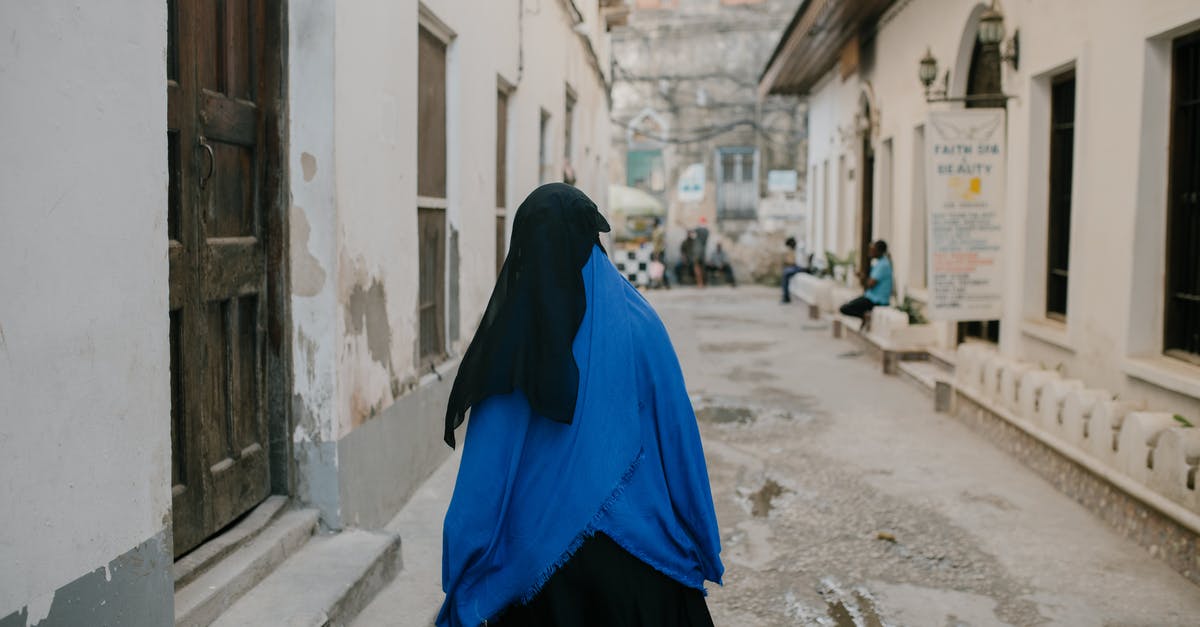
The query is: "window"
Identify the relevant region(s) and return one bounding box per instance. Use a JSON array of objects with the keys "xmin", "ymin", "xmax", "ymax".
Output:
[
  {"xmin": 496, "ymin": 88, "xmax": 509, "ymax": 276},
  {"xmin": 564, "ymin": 88, "xmax": 576, "ymax": 184},
  {"xmin": 716, "ymin": 147, "xmax": 758, "ymax": 220},
  {"xmin": 1046, "ymin": 70, "xmax": 1076, "ymax": 320},
  {"xmin": 1165, "ymin": 31, "xmax": 1200, "ymax": 361},
  {"xmin": 627, "ymin": 149, "xmax": 665, "ymax": 193},
  {"xmin": 418, "ymin": 24, "xmax": 447, "ymax": 362},
  {"xmin": 539, "ymin": 108, "xmax": 552, "ymax": 185}
]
